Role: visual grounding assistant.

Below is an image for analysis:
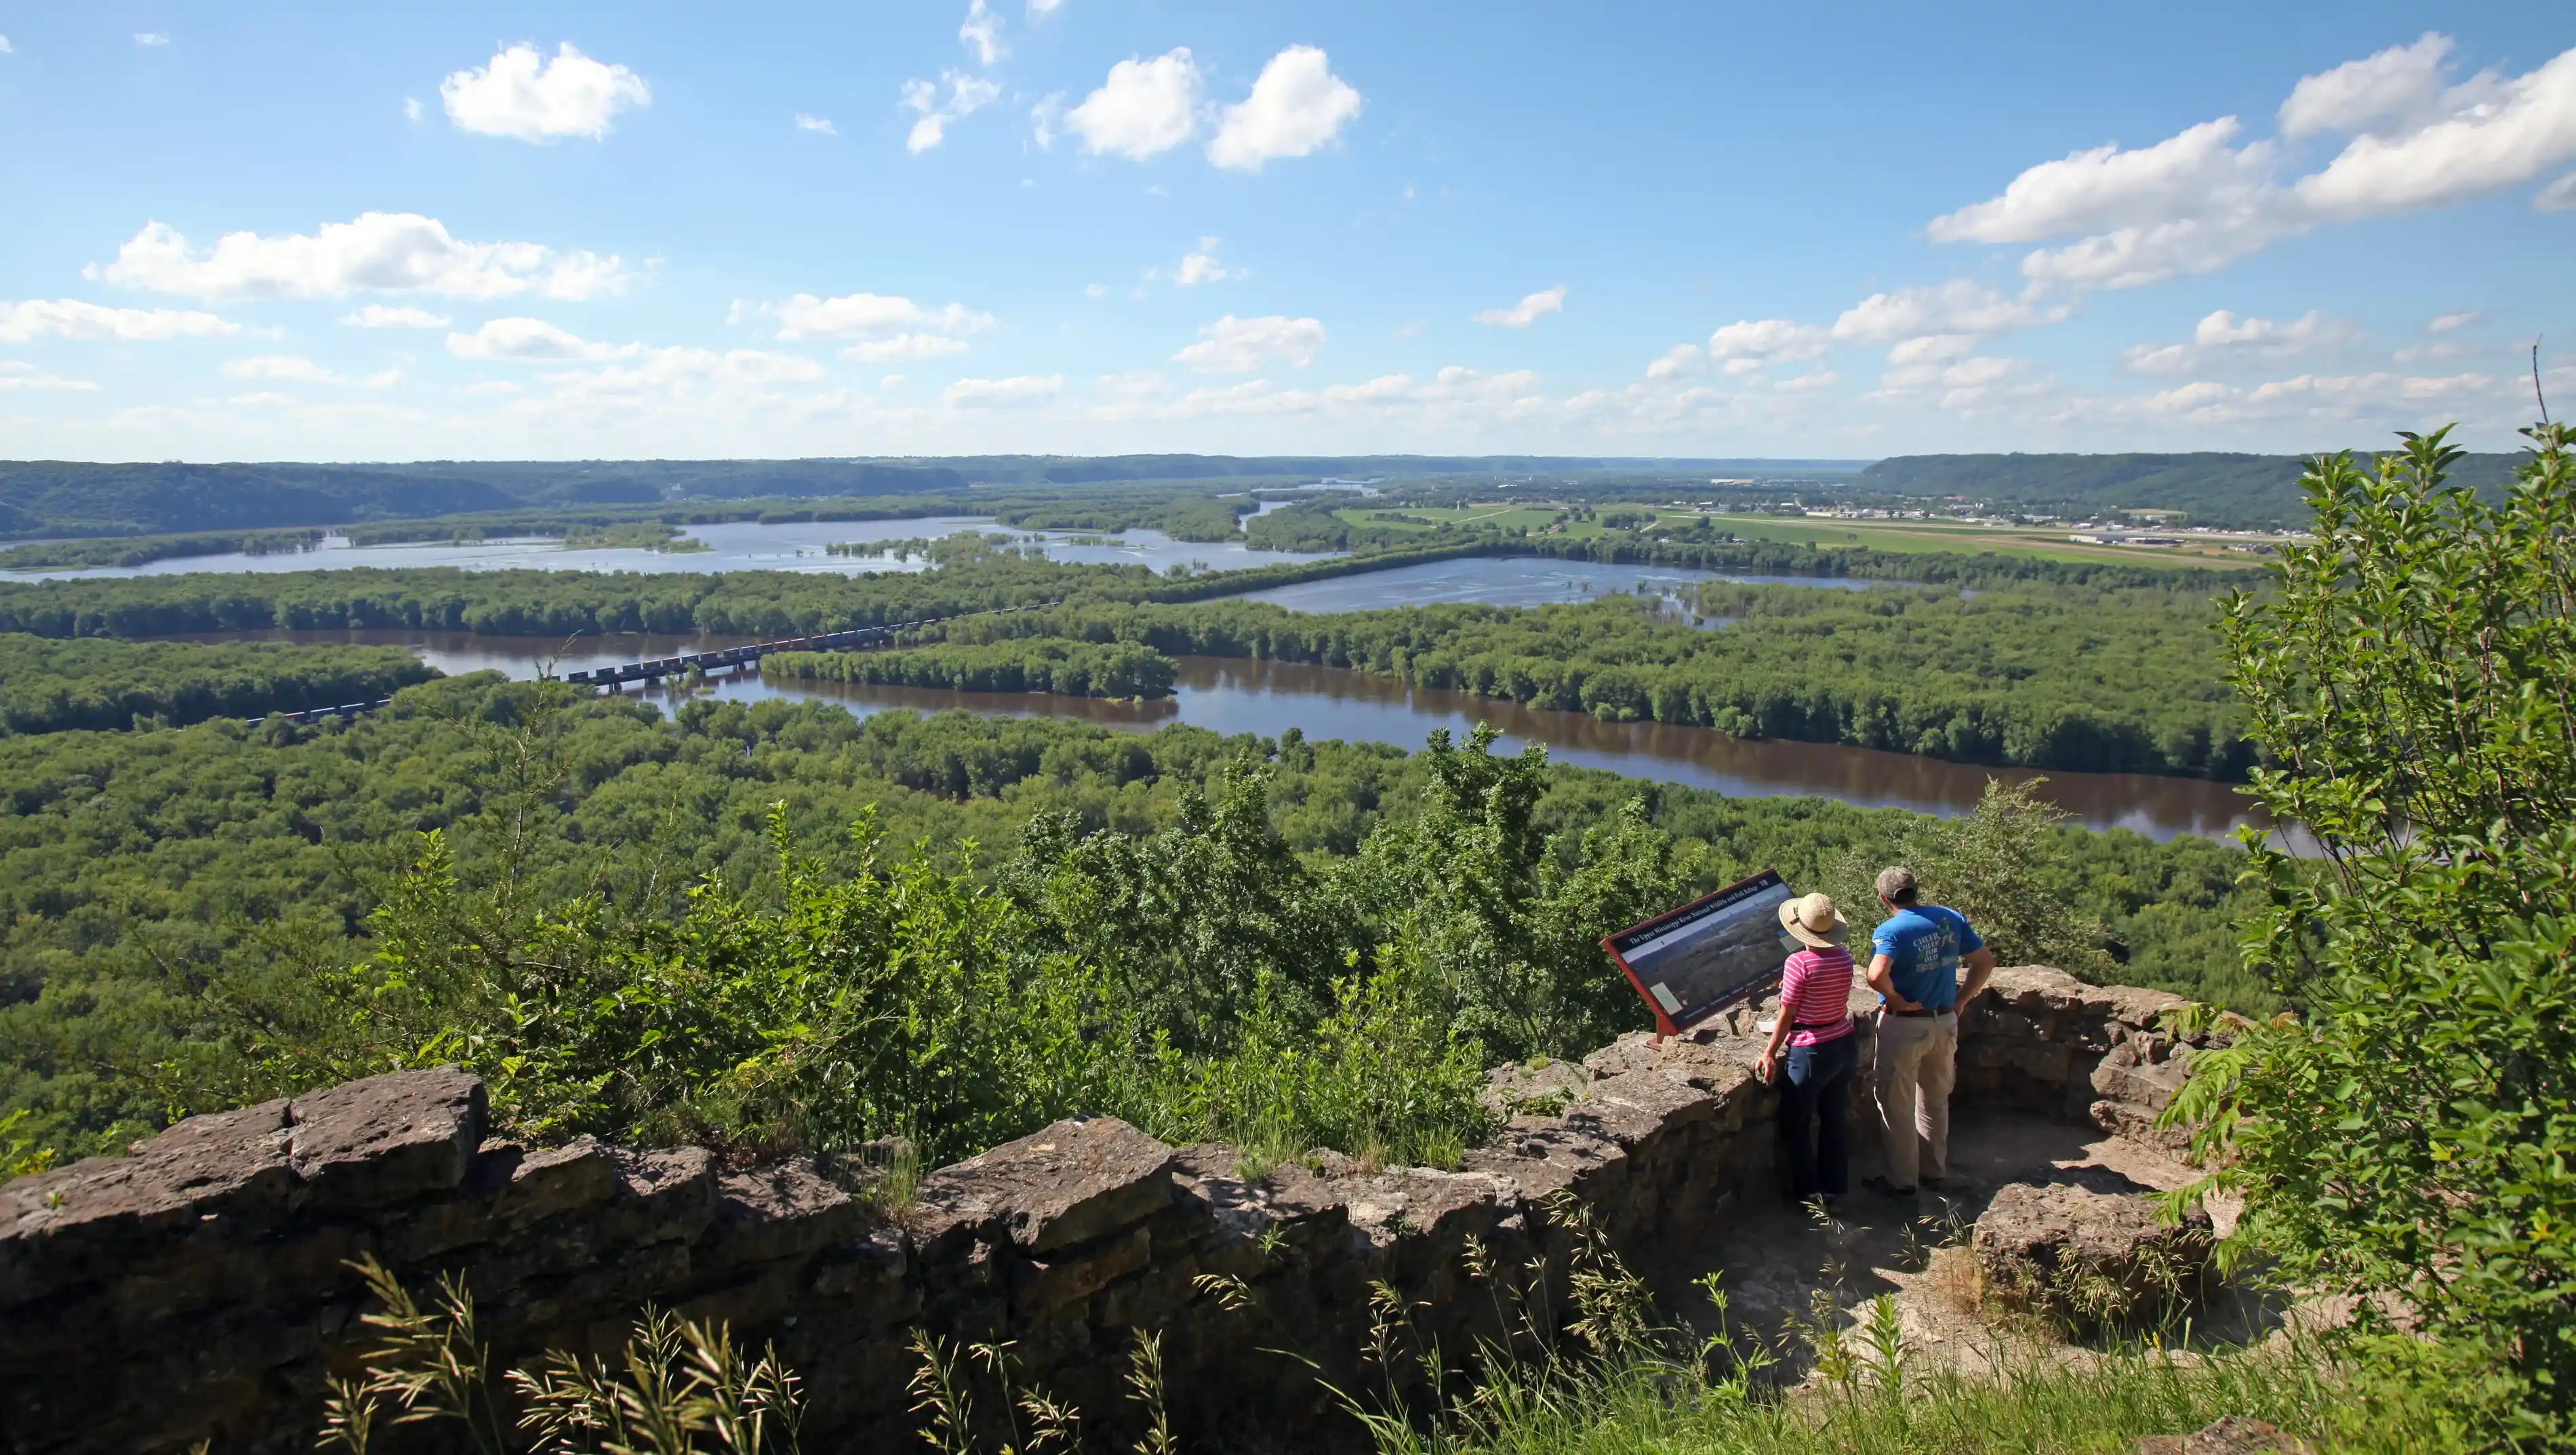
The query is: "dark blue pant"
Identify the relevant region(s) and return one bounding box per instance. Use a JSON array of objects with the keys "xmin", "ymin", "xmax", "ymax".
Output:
[{"xmin": 1778, "ymin": 1033, "xmax": 1857, "ymax": 1200}]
